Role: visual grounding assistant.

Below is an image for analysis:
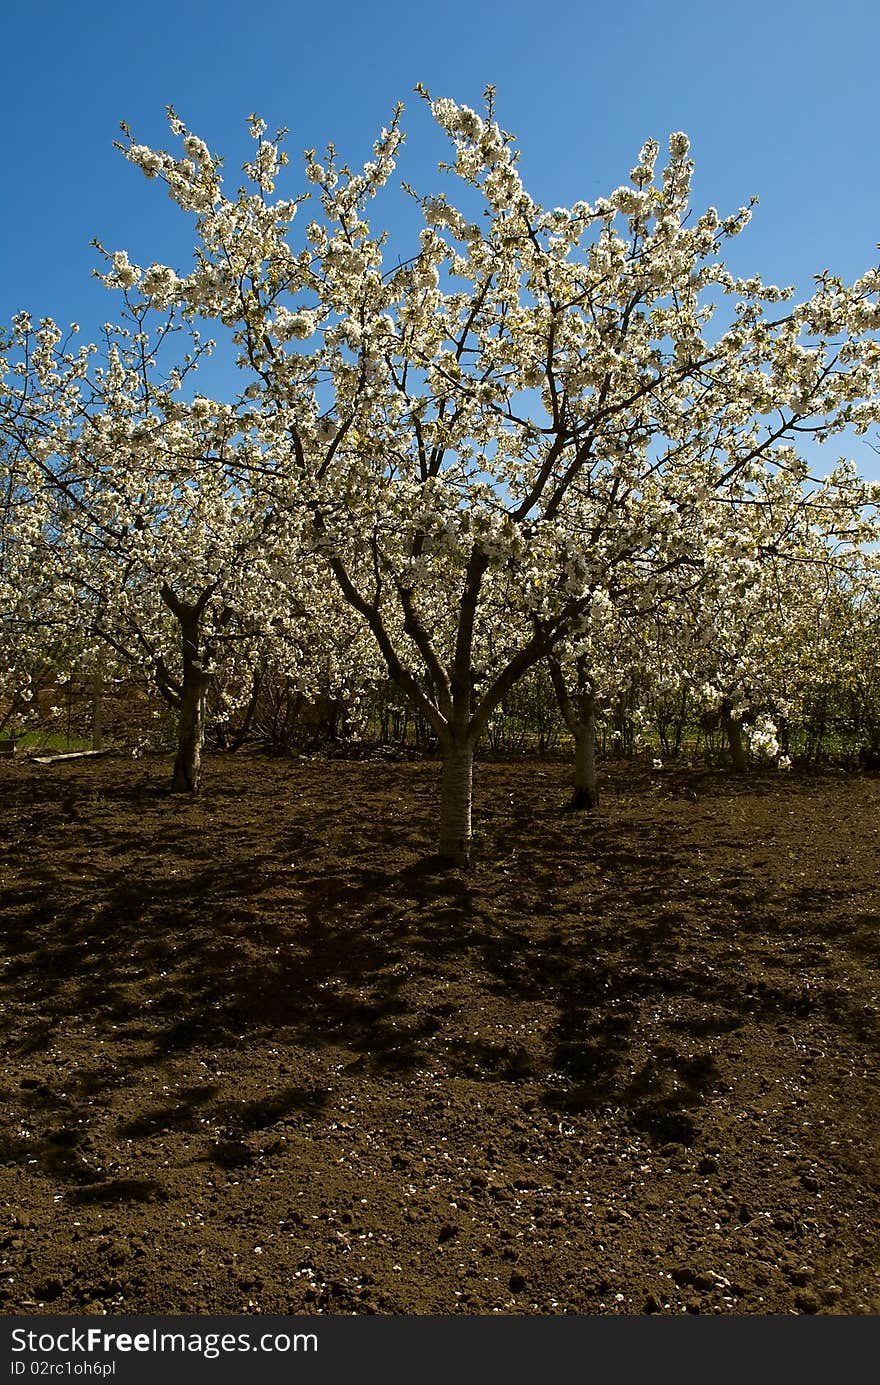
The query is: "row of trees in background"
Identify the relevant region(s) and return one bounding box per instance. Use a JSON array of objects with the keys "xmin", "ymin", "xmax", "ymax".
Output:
[
  {"xmin": 9, "ymin": 577, "xmax": 877, "ymax": 764},
  {"xmin": 2, "ymin": 91, "xmax": 880, "ymax": 863}
]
